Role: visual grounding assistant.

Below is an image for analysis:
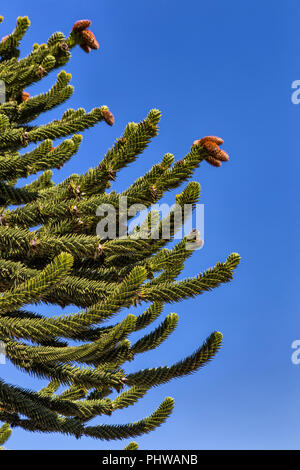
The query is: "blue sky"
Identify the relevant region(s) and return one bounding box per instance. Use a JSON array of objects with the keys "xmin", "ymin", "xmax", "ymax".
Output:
[{"xmin": 0, "ymin": 0, "xmax": 299, "ymax": 450}]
